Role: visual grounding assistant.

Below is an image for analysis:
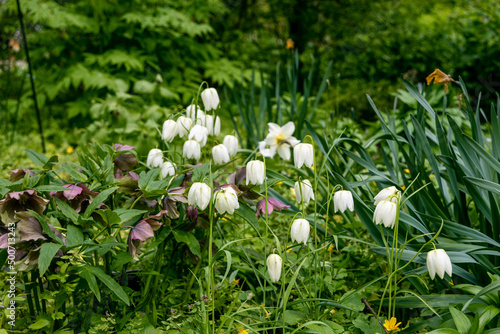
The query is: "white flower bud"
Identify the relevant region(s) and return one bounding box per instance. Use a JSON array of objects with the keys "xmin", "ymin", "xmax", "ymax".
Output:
[
  {"xmin": 183, "ymin": 140, "xmax": 201, "ymax": 160},
  {"xmin": 246, "ymin": 160, "xmax": 265, "ymax": 185},
  {"xmin": 267, "ymin": 254, "xmax": 282, "ymax": 282},
  {"xmin": 215, "ymin": 187, "xmax": 239, "ymax": 214},
  {"xmin": 187, "ymin": 182, "xmax": 211, "ymax": 211},
  {"xmin": 212, "ymin": 144, "xmax": 230, "ymax": 165},
  {"xmin": 161, "ymin": 120, "xmax": 178, "ymax": 142},
  {"xmin": 161, "ymin": 161, "xmax": 176, "ymax": 178},
  {"xmin": 373, "ymin": 198, "xmax": 398, "ymax": 229},
  {"xmin": 294, "ymin": 180, "xmax": 314, "ymax": 205},
  {"xmin": 146, "ymin": 149, "xmax": 163, "ymax": 168},
  {"xmin": 201, "ymin": 87, "xmax": 220, "ymax": 111},
  {"xmin": 334, "ymin": 190, "xmax": 354, "ymax": 213},
  {"xmin": 427, "ymin": 249, "xmax": 452, "ymax": 280},
  {"xmin": 374, "ymin": 186, "xmax": 399, "ymax": 205},
  {"xmin": 290, "ymin": 218, "xmax": 310, "ymax": 245},
  {"xmin": 188, "ymin": 125, "xmax": 208, "ymax": 147},
  {"xmin": 223, "ymin": 135, "xmax": 239, "ymax": 157},
  {"xmin": 293, "ymin": 143, "xmax": 314, "ymax": 168},
  {"xmin": 176, "ymin": 116, "xmax": 193, "ymax": 138}
]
